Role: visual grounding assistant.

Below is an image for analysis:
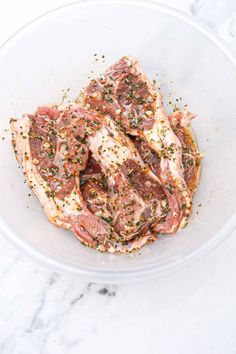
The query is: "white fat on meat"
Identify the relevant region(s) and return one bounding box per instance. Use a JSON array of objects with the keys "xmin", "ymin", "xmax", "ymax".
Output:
[
  {"xmin": 10, "ymin": 116, "xmax": 71, "ymax": 229},
  {"xmin": 87, "ymin": 127, "xmax": 131, "ymax": 177}
]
